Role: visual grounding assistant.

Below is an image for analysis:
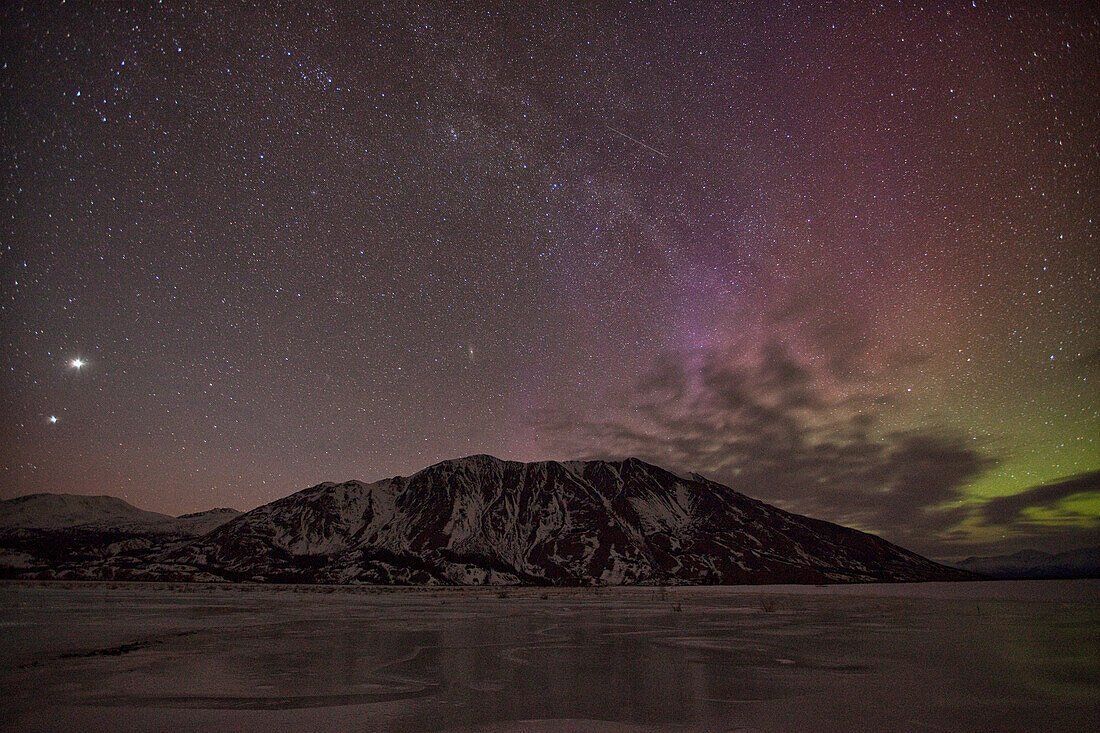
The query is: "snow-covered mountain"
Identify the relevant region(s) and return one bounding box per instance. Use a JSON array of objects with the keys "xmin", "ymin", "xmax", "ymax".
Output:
[
  {"xmin": 174, "ymin": 508, "xmax": 246, "ymax": 536},
  {"xmin": 169, "ymin": 455, "xmax": 971, "ymax": 585},
  {"xmin": 0, "ymin": 495, "xmax": 240, "ymax": 579},
  {"xmin": 0, "ymin": 493, "xmax": 180, "ymax": 532},
  {"xmin": 1, "ymin": 456, "xmax": 974, "ymax": 584},
  {"xmin": 955, "ymin": 547, "xmax": 1100, "ymax": 579},
  {"xmin": 0, "ymin": 494, "xmax": 240, "ymax": 535}
]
